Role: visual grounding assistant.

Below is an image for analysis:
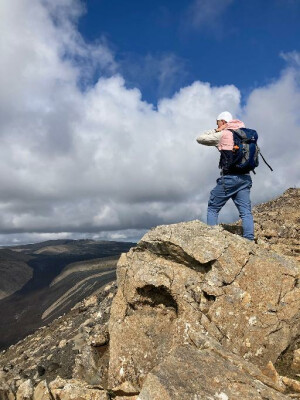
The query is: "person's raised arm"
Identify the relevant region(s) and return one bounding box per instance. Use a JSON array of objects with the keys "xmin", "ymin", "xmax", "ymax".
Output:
[{"xmin": 196, "ymin": 128, "xmax": 222, "ymax": 146}]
